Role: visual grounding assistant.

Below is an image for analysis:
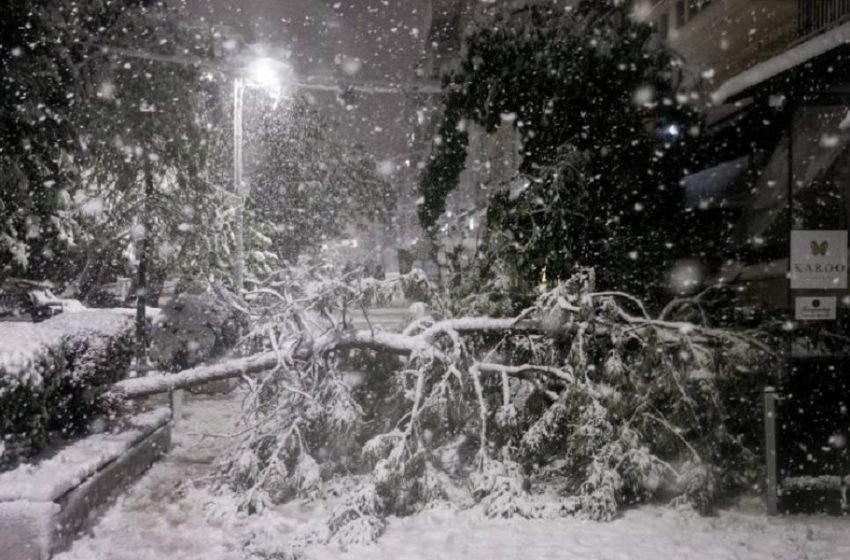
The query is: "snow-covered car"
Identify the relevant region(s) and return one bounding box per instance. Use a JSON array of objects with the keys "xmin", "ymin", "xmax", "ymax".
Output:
[{"xmin": 0, "ymin": 279, "xmax": 85, "ymax": 322}]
